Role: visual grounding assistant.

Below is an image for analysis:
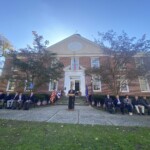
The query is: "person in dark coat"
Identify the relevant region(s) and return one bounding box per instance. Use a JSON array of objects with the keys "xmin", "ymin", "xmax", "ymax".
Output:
[
  {"xmin": 0, "ymin": 90, "xmax": 5, "ymax": 108},
  {"xmin": 4, "ymin": 92, "xmax": 12, "ymax": 108},
  {"xmin": 16, "ymin": 92, "xmax": 26, "ymax": 109},
  {"xmin": 23, "ymin": 92, "xmax": 35, "ymax": 110},
  {"xmin": 114, "ymin": 95, "xmax": 125, "ymax": 114},
  {"xmin": 104, "ymin": 94, "xmax": 114, "ymax": 113},
  {"xmin": 141, "ymin": 96, "xmax": 150, "ymax": 115},
  {"xmin": 123, "ymin": 95, "xmax": 133, "ymax": 115},
  {"xmin": 7, "ymin": 91, "xmax": 19, "ymax": 109},
  {"xmin": 68, "ymin": 88, "xmax": 75, "ymax": 110},
  {"xmin": 132, "ymin": 96, "xmax": 145, "ymax": 115}
]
